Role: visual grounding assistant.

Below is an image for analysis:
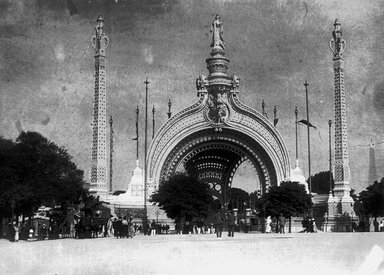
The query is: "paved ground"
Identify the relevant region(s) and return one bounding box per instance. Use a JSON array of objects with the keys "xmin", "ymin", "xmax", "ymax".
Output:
[{"xmin": 1, "ymin": 232, "xmax": 384, "ymax": 275}]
